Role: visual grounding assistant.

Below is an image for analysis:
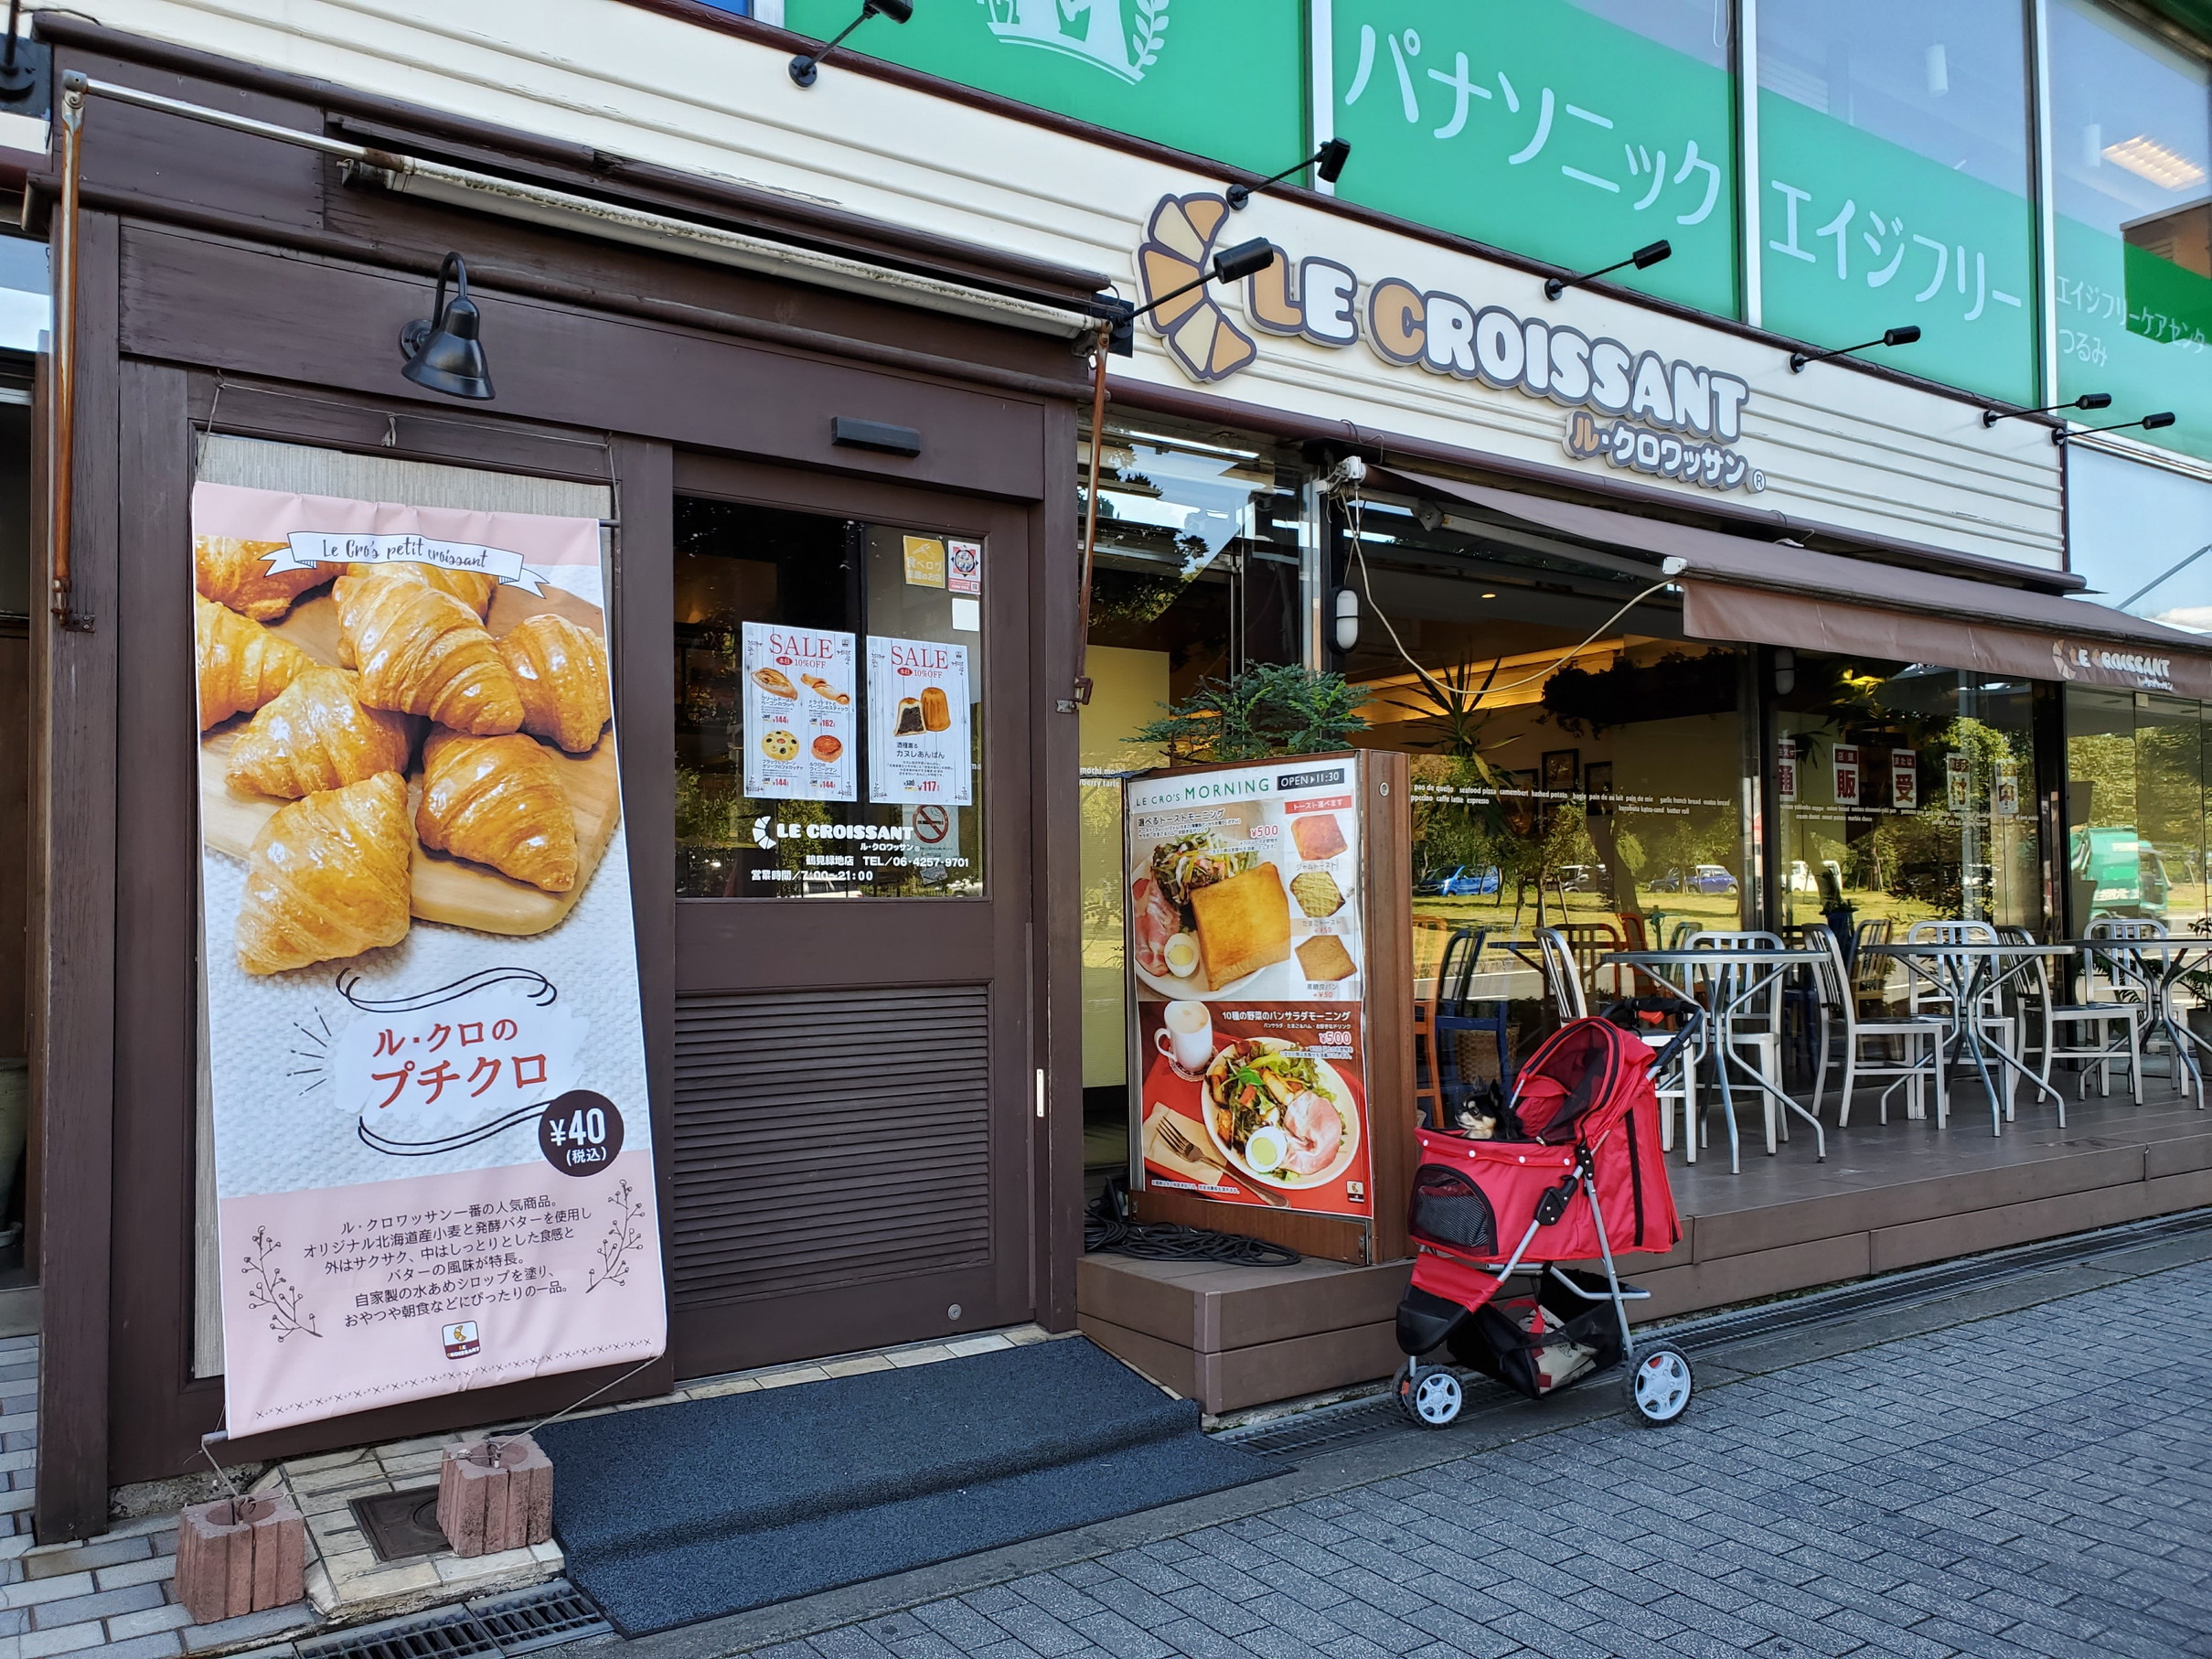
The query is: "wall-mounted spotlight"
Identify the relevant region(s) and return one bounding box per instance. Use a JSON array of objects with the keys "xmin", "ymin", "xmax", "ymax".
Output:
[
  {"xmin": 1101, "ymin": 236, "xmax": 1277, "ymax": 356},
  {"xmin": 1790, "ymin": 325, "xmax": 1919, "ymax": 374},
  {"xmin": 789, "ymin": 0, "xmax": 912, "ymax": 88},
  {"xmin": 1226, "ymin": 138, "xmax": 1352, "ymax": 210},
  {"xmin": 399, "ymin": 253, "xmax": 494, "ymax": 401},
  {"xmin": 1544, "ymin": 240, "xmax": 1670, "ymax": 302},
  {"xmin": 2051, "ymin": 410, "xmax": 2175, "ymax": 446},
  {"xmin": 1983, "ymin": 391, "xmax": 2110, "ymax": 428}
]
